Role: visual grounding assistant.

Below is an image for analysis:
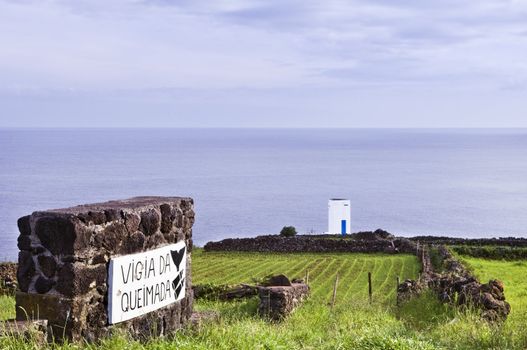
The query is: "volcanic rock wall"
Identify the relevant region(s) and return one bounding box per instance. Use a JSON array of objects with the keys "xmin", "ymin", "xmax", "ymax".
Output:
[
  {"xmin": 15, "ymin": 197, "xmax": 194, "ymax": 342},
  {"xmin": 397, "ymin": 245, "xmax": 511, "ymax": 321},
  {"xmin": 204, "ymin": 235, "xmax": 416, "ymax": 254},
  {"xmin": 258, "ymin": 275, "xmax": 309, "ymax": 321}
]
